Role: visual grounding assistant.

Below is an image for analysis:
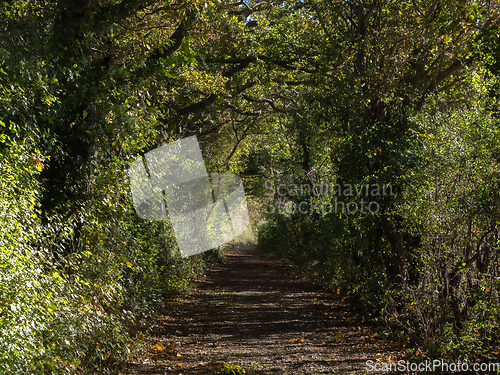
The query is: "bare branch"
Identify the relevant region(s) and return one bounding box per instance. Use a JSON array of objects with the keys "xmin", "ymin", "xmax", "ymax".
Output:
[
  {"xmin": 241, "ymin": 93, "xmax": 292, "ymax": 113},
  {"xmin": 176, "ymin": 94, "xmax": 218, "ymax": 115},
  {"xmin": 94, "ymin": 0, "xmax": 156, "ymax": 34},
  {"xmin": 225, "ymin": 101, "xmax": 262, "ymax": 116},
  {"xmin": 146, "ymin": 12, "xmax": 195, "ymax": 63}
]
